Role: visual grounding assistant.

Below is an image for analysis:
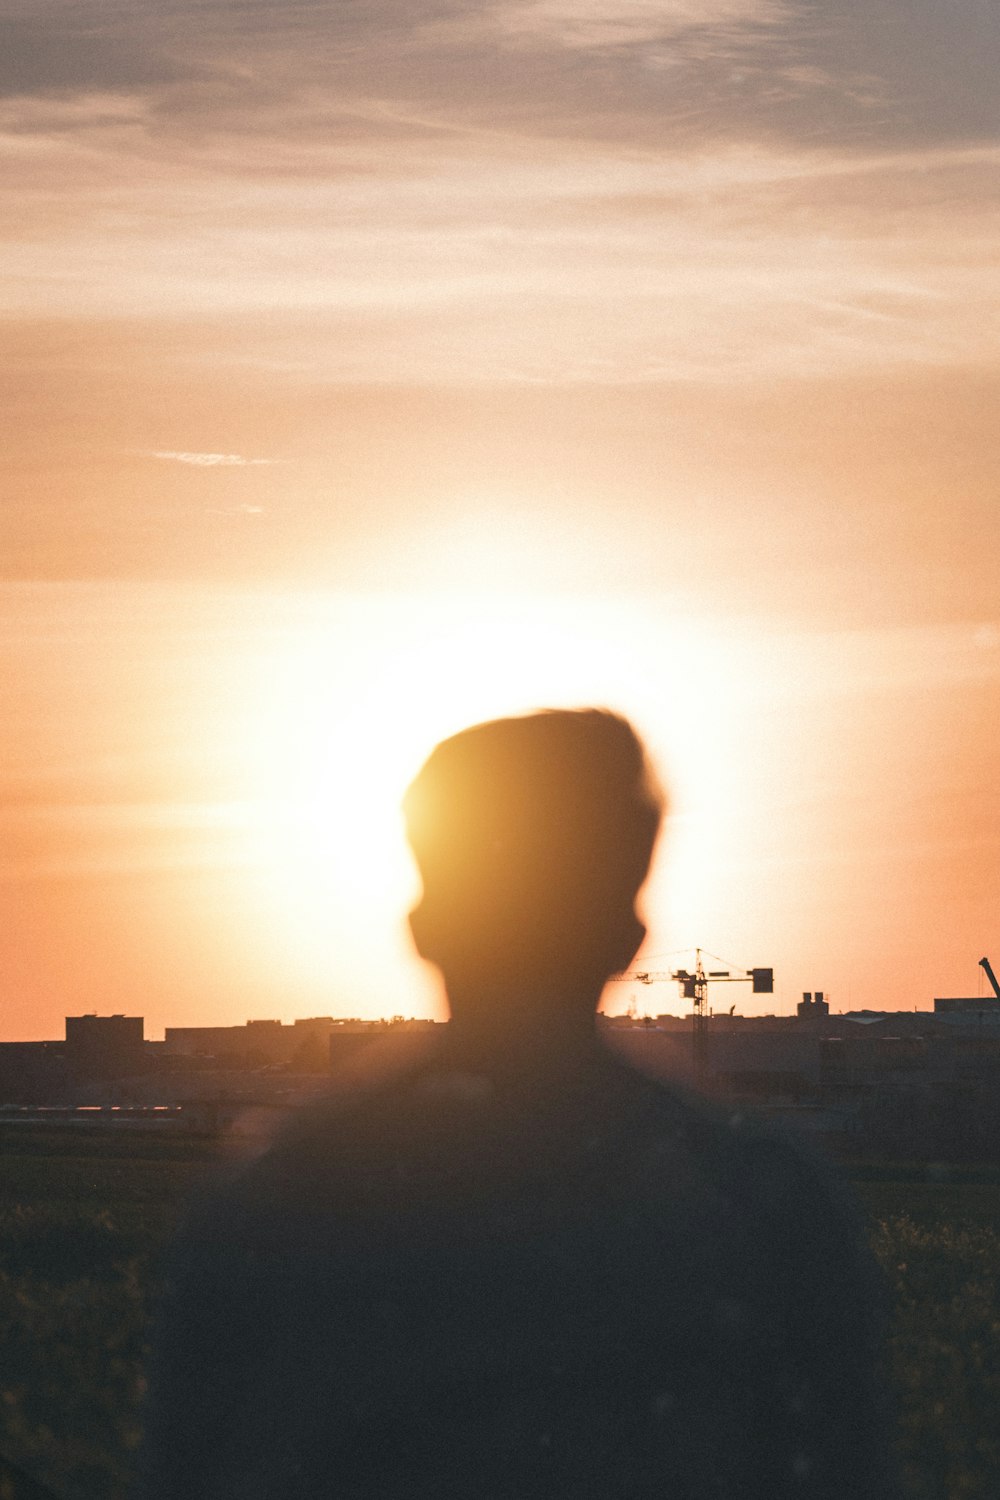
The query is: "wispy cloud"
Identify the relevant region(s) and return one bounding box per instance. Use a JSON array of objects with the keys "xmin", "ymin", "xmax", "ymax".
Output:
[
  {"xmin": 2, "ymin": 2, "xmax": 997, "ymax": 387},
  {"xmin": 2, "ymin": 131, "xmax": 990, "ymax": 386},
  {"xmin": 490, "ymin": 0, "xmax": 791, "ymax": 49},
  {"xmin": 0, "ymin": 801, "xmax": 258, "ymax": 883},
  {"xmin": 145, "ymin": 450, "xmax": 278, "ymax": 467}
]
